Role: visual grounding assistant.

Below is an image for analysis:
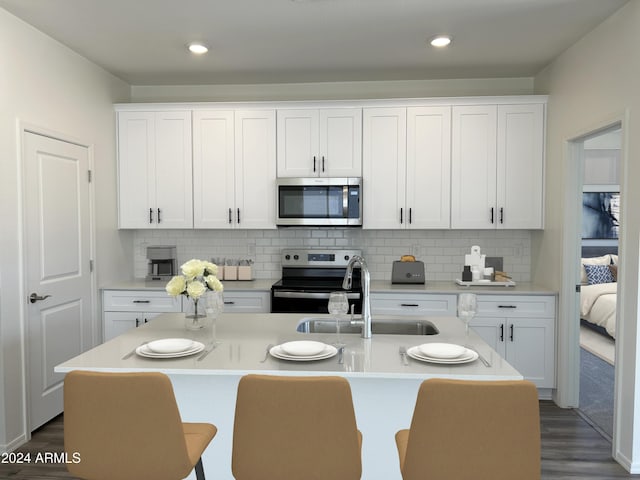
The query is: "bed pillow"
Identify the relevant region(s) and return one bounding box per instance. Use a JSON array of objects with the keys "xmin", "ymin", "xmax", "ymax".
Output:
[
  {"xmin": 584, "ymin": 264, "xmax": 615, "ymax": 285},
  {"xmin": 608, "ymin": 264, "xmax": 618, "ymax": 282},
  {"xmin": 580, "ymin": 255, "xmax": 611, "ymax": 283}
]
